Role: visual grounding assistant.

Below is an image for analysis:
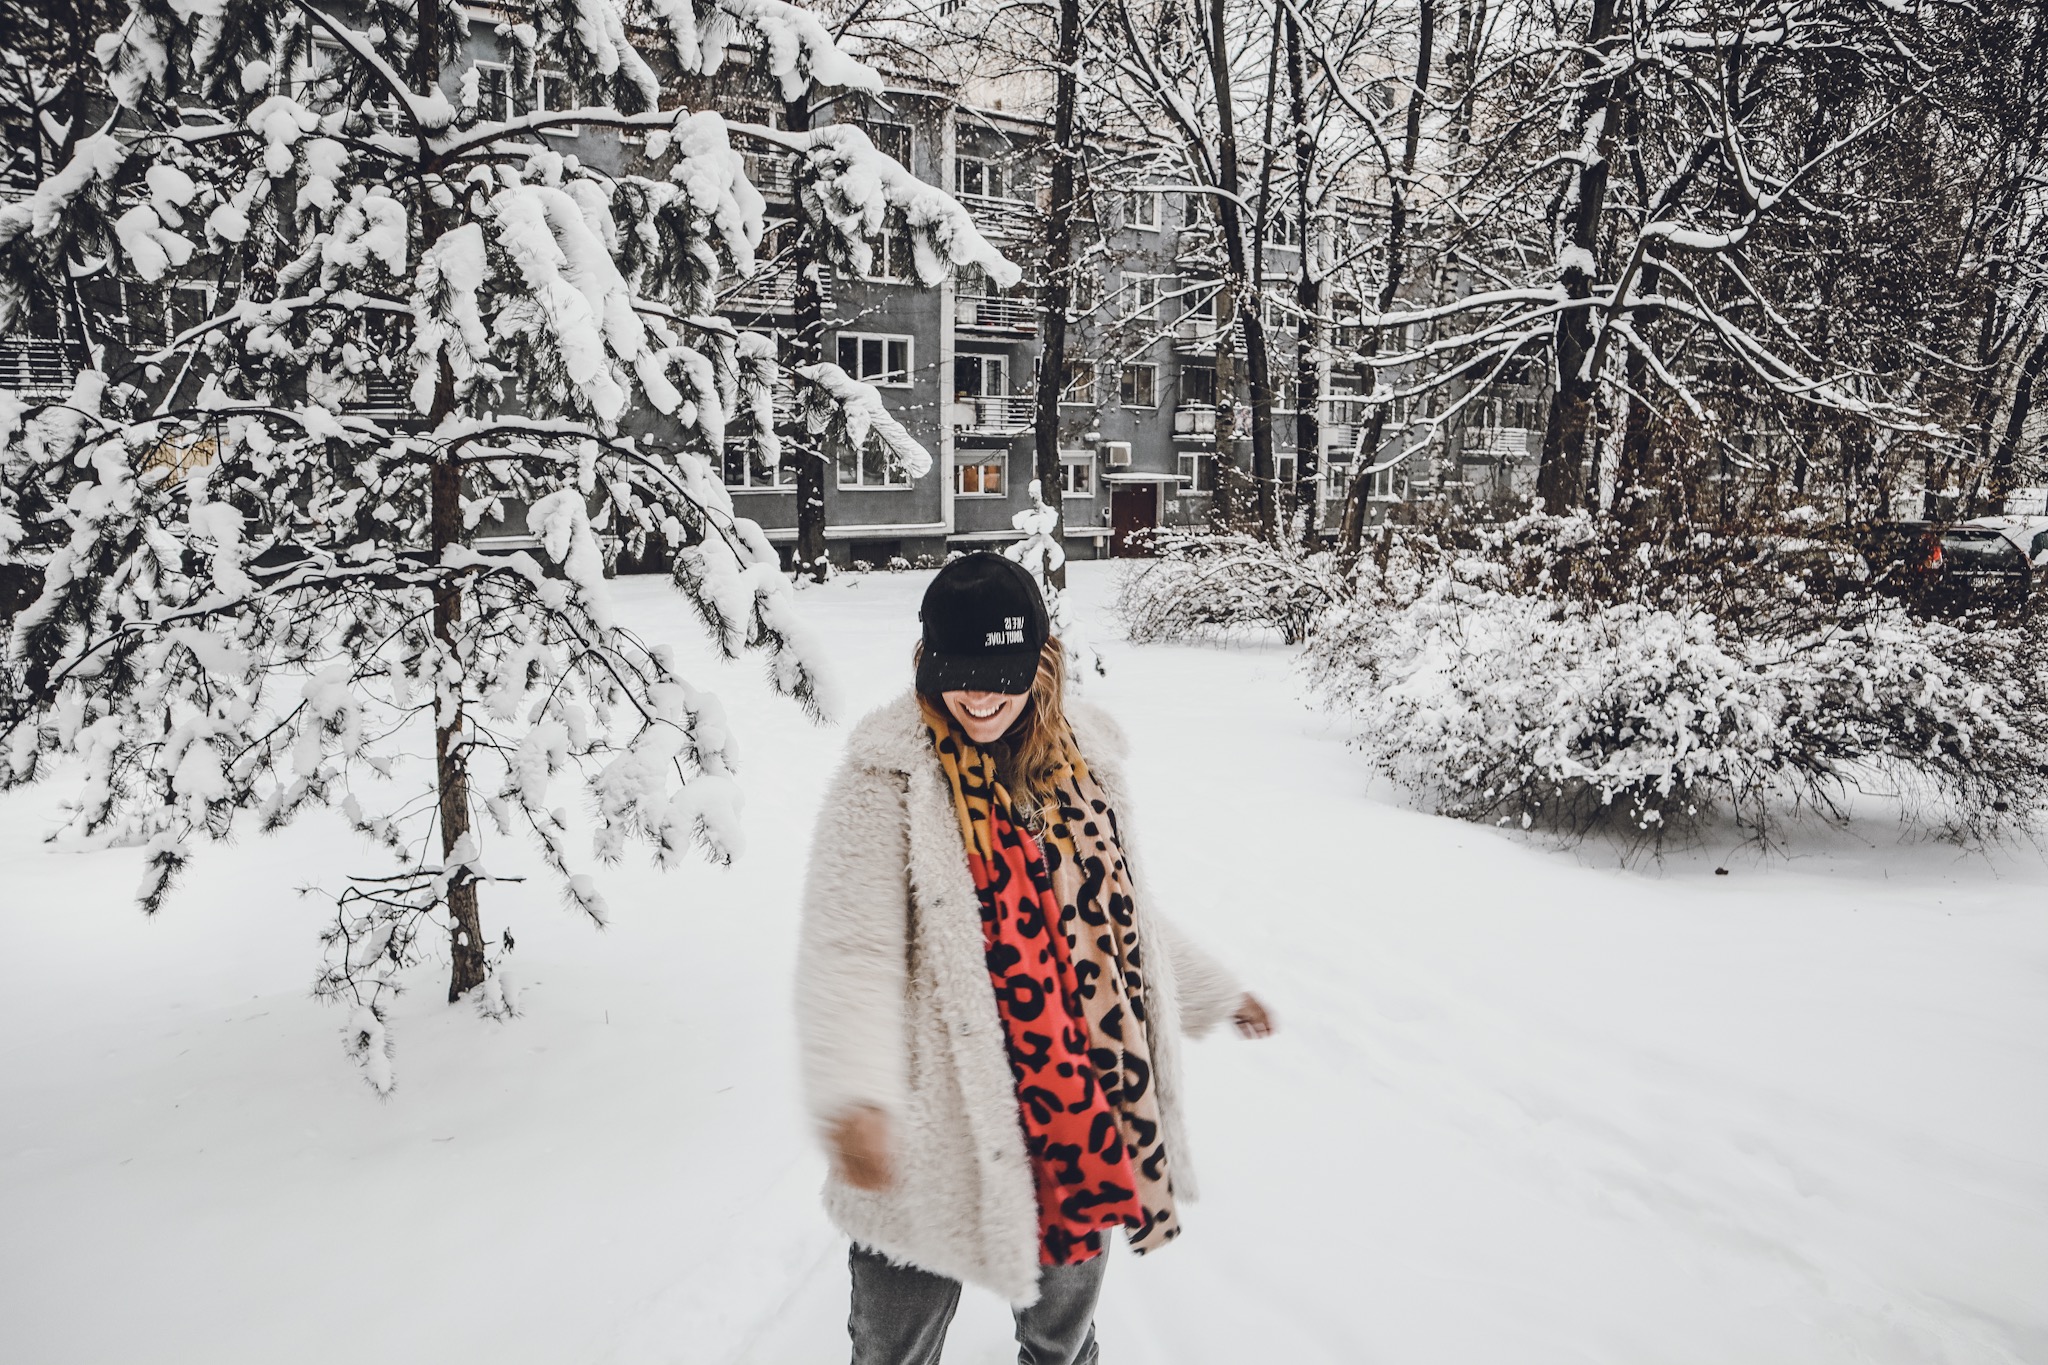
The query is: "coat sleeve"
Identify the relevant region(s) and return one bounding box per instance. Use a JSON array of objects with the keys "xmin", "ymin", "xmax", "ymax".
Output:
[
  {"xmin": 1071, "ymin": 704, "xmax": 1246, "ymax": 1039},
  {"xmin": 1153, "ymin": 910, "xmax": 1244, "ymax": 1039},
  {"xmin": 794, "ymin": 753, "xmax": 912, "ymax": 1135}
]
